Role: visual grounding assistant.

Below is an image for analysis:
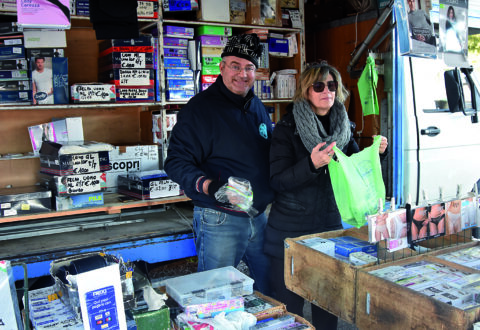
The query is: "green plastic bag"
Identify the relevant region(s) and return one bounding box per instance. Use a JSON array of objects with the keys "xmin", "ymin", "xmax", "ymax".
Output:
[
  {"xmin": 357, "ymin": 55, "xmax": 379, "ymax": 116},
  {"xmin": 328, "ymin": 135, "xmax": 385, "ymax": 228}
]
